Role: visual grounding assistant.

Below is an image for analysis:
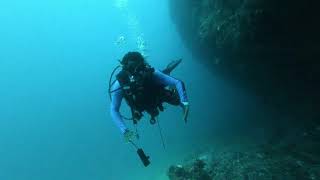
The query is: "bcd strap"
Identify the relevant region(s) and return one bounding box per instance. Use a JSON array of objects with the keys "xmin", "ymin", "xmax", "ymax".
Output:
[{"xmin": 116, "ymin": 66, "xmax": 157, "ymax": 124}]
